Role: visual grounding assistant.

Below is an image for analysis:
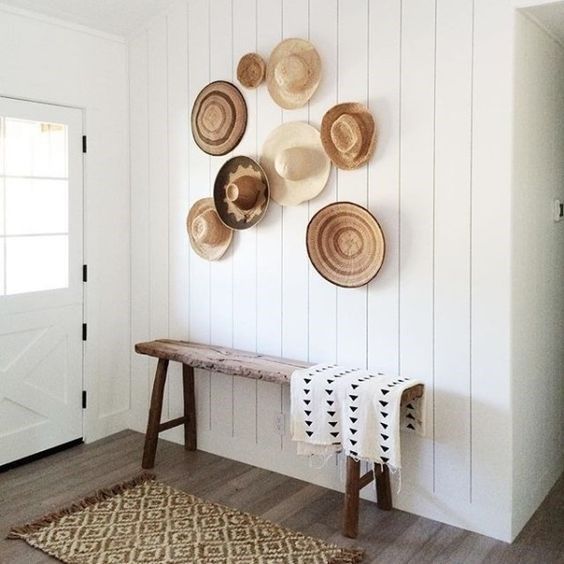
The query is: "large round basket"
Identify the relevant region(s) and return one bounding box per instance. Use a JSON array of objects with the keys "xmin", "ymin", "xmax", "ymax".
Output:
[
  {"xmin": 306, "ymin": 202, "xmax": 385, "ymax": 288},
  {"xmin": 191, "ymin": 81, "xmax": 247, "ymax": 156}
]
